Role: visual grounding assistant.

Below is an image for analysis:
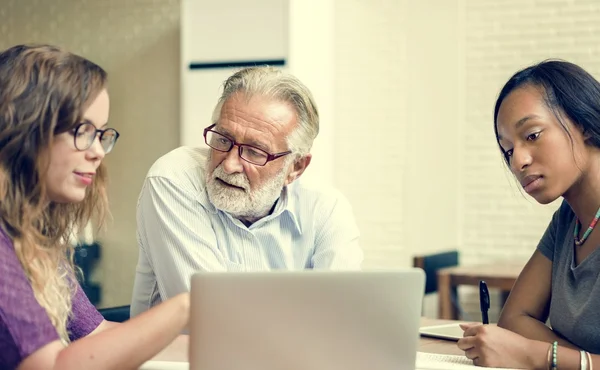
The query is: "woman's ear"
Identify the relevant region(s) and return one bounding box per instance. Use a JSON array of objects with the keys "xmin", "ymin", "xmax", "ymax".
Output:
[{"xmin": 284, "ymin": 154, "xmax": 312, "ymax": 186}]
